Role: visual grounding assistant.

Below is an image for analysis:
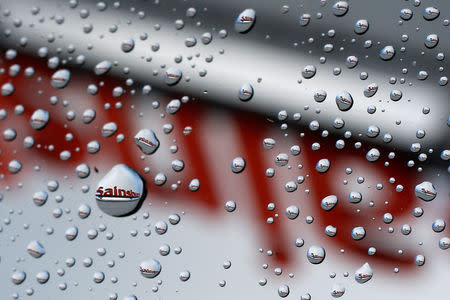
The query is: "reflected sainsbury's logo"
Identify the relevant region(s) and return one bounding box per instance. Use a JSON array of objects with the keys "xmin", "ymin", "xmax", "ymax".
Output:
[
  {"xmin": 240, "ymin": 16, "xmax": 254, "ymax": 22},
  {"xmin": 96, "ymin": 186, "xmax": 141, "ymax": 199},
  {"xmin": 138, "ymin": 136, "xmax": 157, "ymax": 147}
]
